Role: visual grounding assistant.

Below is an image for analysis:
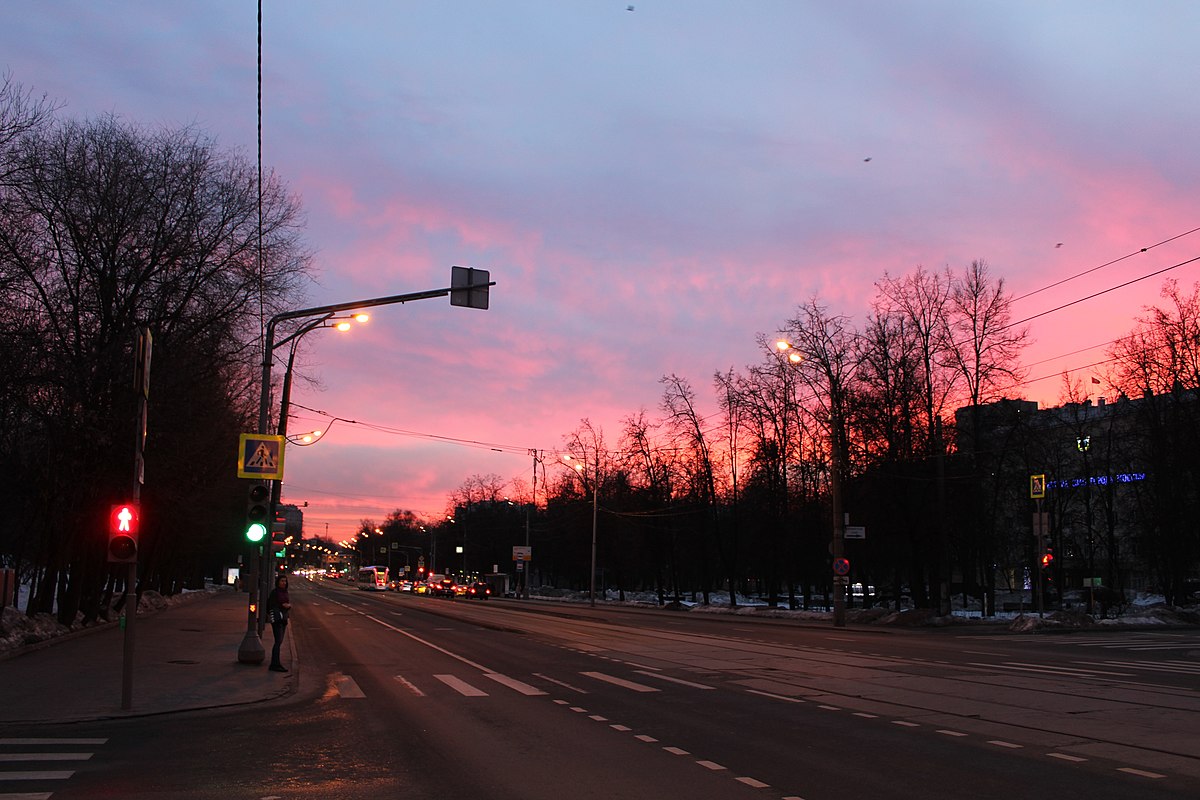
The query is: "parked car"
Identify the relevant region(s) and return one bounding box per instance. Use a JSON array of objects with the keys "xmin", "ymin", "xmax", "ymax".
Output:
[{"xmin": 464, "ymin": 581, "xmax": 491, "ymax": 600}]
